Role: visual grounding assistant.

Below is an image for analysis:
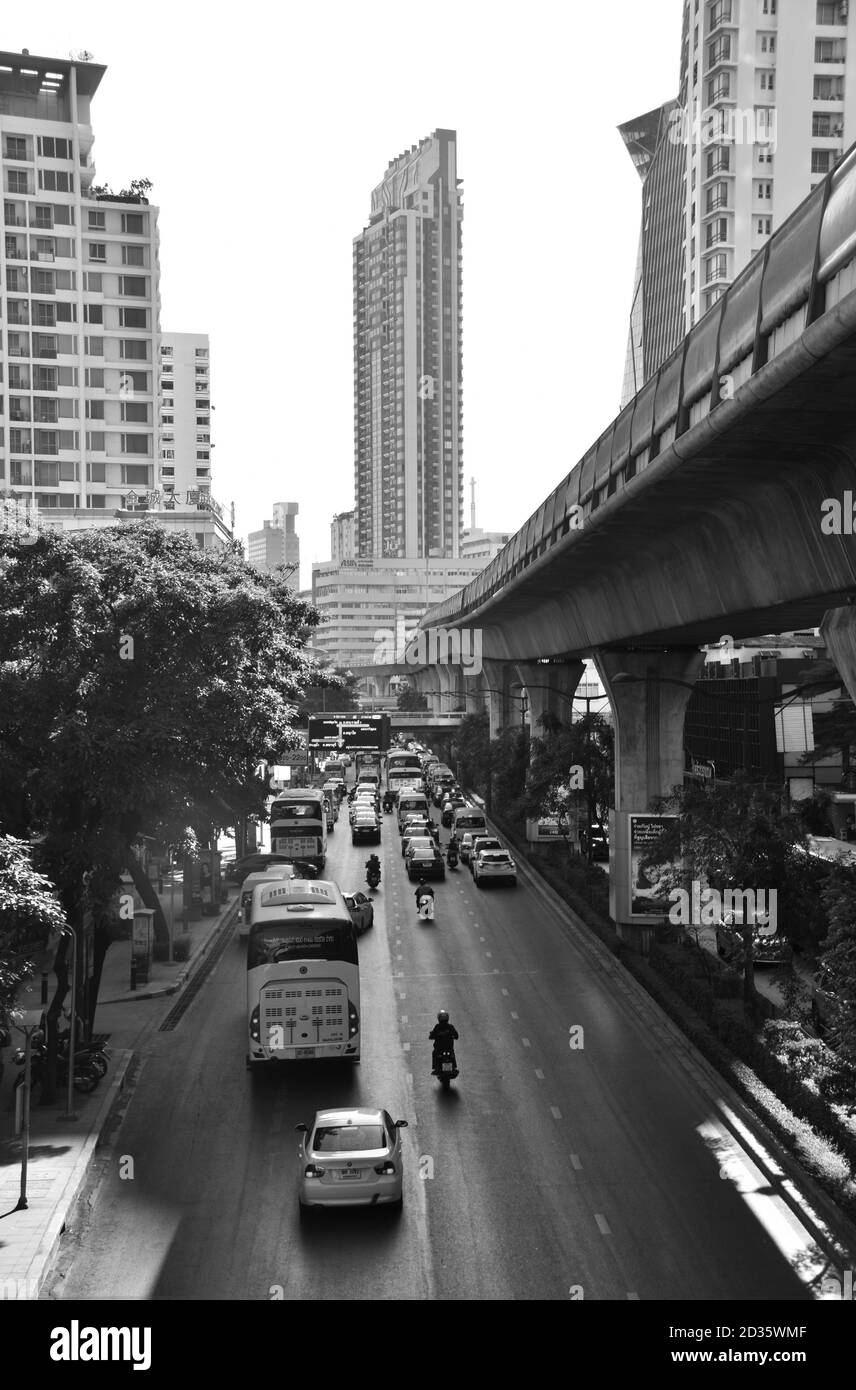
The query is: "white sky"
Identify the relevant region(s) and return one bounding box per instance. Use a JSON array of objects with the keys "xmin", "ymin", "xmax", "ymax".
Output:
[{"xmin": 7, "ymin": 0, "xmax": 684, "ymax": 588}]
